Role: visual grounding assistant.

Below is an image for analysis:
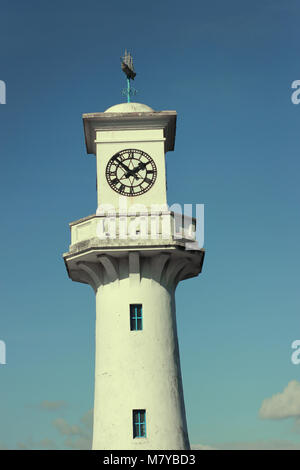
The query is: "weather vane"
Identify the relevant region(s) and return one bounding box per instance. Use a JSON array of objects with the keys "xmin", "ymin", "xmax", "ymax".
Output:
[{"xmin": 121, "ymin": 49, "xmax": 137, "ymax": 103}]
